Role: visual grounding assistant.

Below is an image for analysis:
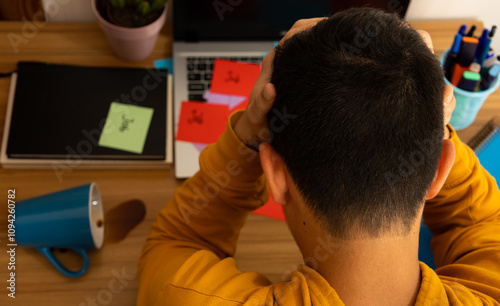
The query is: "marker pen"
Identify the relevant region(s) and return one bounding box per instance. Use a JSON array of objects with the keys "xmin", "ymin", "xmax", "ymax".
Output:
[
  {"xmin": 458, "ymin": 36, "xmax": 479, "ymax": 66},
  {"xmin": 444, "ymin": 34, "xmax": 462, "ymax": 80},
  {"xmin": 475, "ymin": 29, "xmax": 489, "ymax": 61},
  {"xmin": 458, "ymin": 24, "xmax": 467, "ymax": 36},
  {"xmin": 458, "ymin": 71, "xmax": 481, "ymax": 91},
  {"xmin": 466, "ymin": 25, "xmax": 476, "ymax": 37},
  {"xmin": 451, "ymin": 37, "xmax": 479, "ymax": 85},
  {"xmin": 478, "ymin": 26, "xmax": 496, "ymax": 65},
  {"xmin": 470, "ymin": 63, "xmax": 482, "ymax": 91},
  {"xmin": 480, "ymin": 64, "xmax": 500, "ymax": 90},
  {"xmin": 451, "ymin": 65, "xmax": 469, "ymax": 86},
  {"xmin": 470, "ymin": 63, "xmax": 481, "ymax": 73},
  {"xmin": 482, "ymin": 51, "xmax": 497, "ymax": 68}
]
